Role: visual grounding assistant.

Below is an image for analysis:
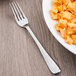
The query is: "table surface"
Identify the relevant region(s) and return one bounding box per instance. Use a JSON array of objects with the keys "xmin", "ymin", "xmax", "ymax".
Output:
[{"xmin": 0, "ymin": 0, "xmax": 76, "ymax": 76}]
